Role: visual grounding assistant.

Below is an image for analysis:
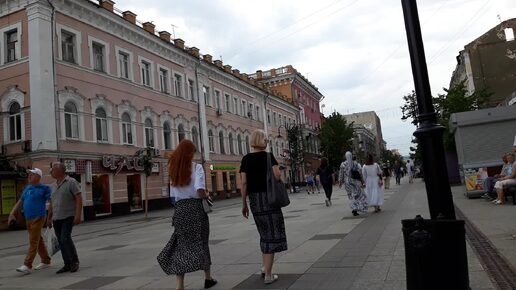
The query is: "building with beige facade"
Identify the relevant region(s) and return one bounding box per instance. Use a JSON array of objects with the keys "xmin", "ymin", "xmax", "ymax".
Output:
[
  {"xmin": 0, "ymin": 0, "xmax": 299, "ymax": 225},
  {"xmin": 343, "ymin": 111, "xmax": 384, "ymax": 159}
]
